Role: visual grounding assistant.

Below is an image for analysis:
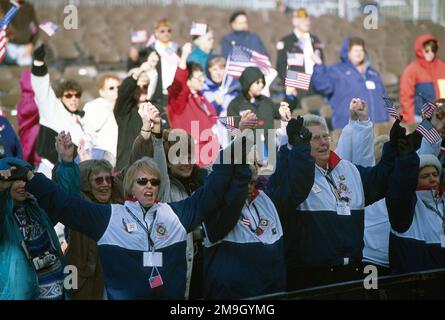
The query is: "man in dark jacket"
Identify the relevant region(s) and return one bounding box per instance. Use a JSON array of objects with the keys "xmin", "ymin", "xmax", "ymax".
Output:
[
  {"xmin": 220, "ymin": 11, "xmax": 268, "ymax": 59},
  {"xmin": 227, "ymin": 67, "xmax": 280, "ymax": 155}
]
